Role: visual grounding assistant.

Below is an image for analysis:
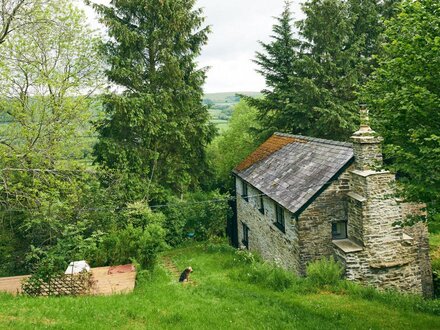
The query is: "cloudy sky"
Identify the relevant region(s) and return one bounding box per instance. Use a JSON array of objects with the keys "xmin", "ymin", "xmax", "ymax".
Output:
[{"xmin": 79, "ymin": 1, "xmax": 304, "ymax": 93}]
